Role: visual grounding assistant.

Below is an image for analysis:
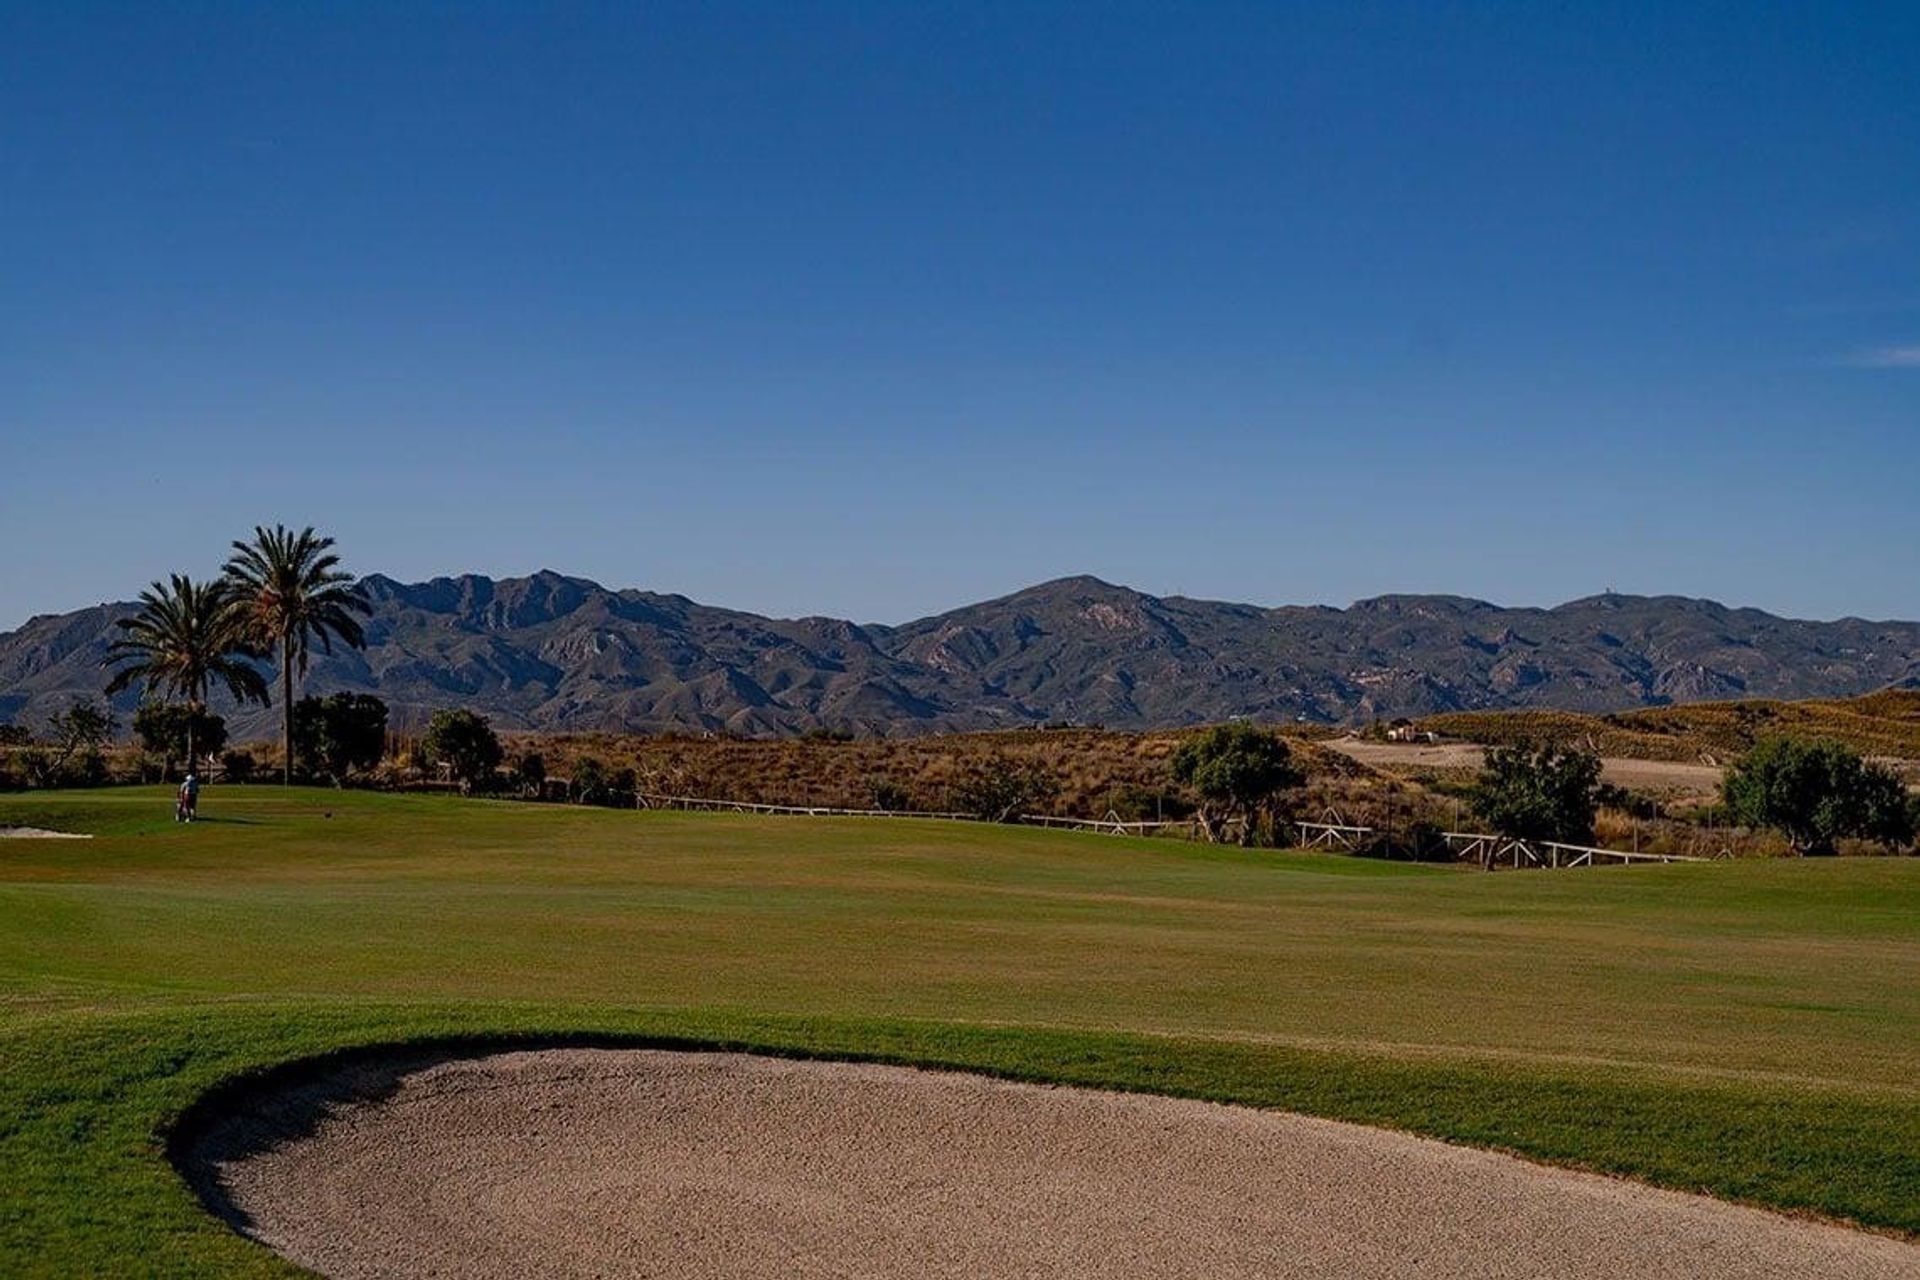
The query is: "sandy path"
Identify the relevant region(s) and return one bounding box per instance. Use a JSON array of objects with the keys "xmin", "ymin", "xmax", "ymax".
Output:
[
  {"xmin": 1326, "ymin": 738, "xmax": 1726, "ymax": 794},
  {"xmin": 184, "ymin": 1049, "xmax": 1917, "ymax": 1280}
]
